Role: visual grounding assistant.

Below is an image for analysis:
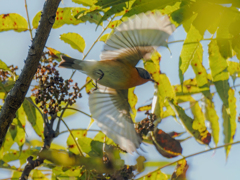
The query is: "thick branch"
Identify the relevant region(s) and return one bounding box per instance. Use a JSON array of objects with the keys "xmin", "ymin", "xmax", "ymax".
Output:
[{"xmin": 0, "ymin": 0, "xmax": 61, "ymax": 148}]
